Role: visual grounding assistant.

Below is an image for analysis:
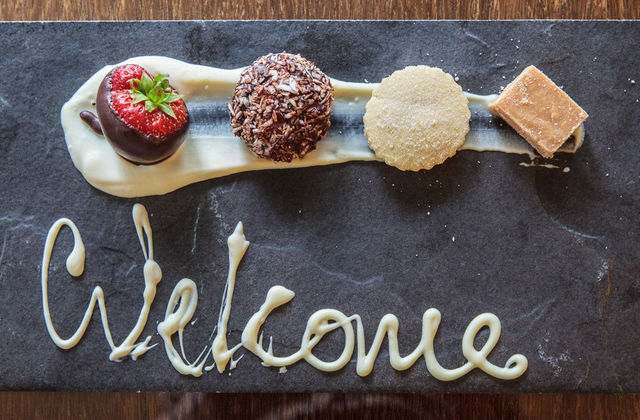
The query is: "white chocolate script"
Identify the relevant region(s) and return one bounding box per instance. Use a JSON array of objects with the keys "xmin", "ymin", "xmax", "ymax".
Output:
[
  {"xmin": 42, "ymin": 204, "xmax": 159, "ymax": 360},
  {"xmin": 42, "ymin": 204, "xmax": 527, "ymax": 381},
  {"xmin": 60, "ymin": 56, "xmax": 584, "ymax": 198}
]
